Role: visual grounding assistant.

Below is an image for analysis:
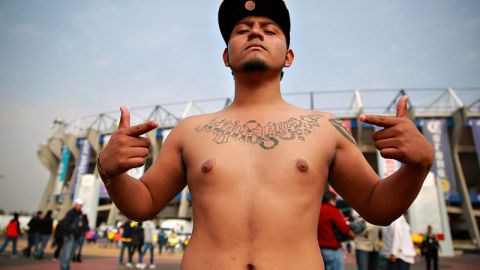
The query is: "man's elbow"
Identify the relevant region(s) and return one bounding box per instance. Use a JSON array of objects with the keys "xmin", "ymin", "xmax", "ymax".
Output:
[{"xmin": 362, "ymin": 212, "xmax": 401, "ymax": 226}]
